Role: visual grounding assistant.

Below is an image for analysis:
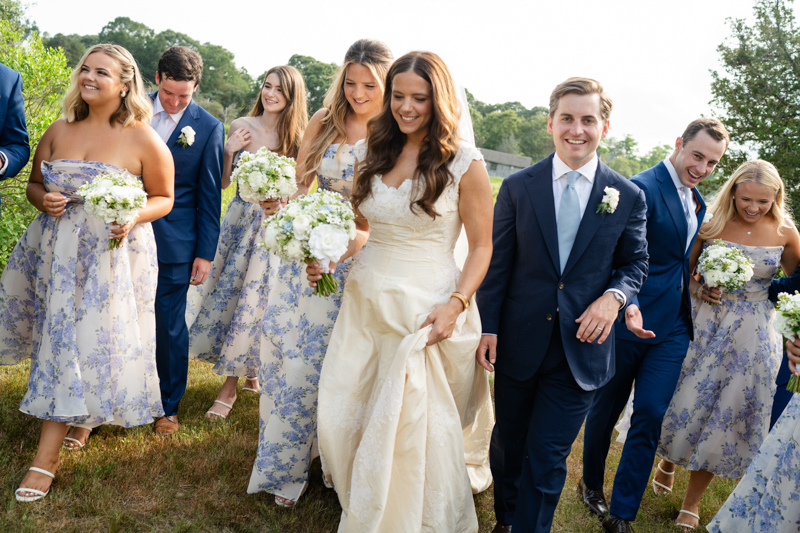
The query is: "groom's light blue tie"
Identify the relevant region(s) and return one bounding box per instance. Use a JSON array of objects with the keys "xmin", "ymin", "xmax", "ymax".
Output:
[{"xmin": 558, "ymin": 171, "xmax": 582, "ymax": 274}]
